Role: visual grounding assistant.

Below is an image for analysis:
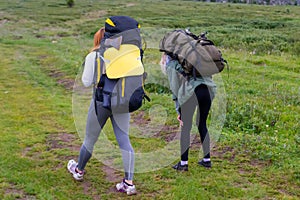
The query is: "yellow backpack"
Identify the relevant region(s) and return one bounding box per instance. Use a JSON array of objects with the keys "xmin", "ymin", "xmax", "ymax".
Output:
[{"xmin": 94, "ymin": 17, "xmax": 150, "ymax": 114}]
